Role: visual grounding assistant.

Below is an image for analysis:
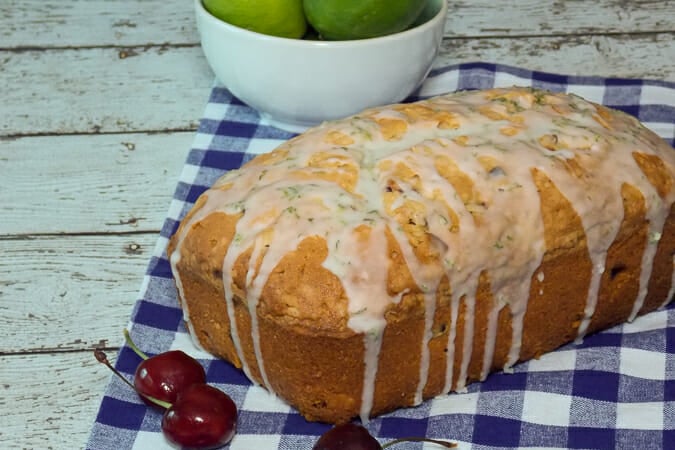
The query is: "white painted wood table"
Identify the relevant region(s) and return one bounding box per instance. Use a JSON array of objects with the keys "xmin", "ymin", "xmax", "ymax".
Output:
[{"xmin": 1, "ymin": 1, "xmax": 673, "ymax": 448}]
